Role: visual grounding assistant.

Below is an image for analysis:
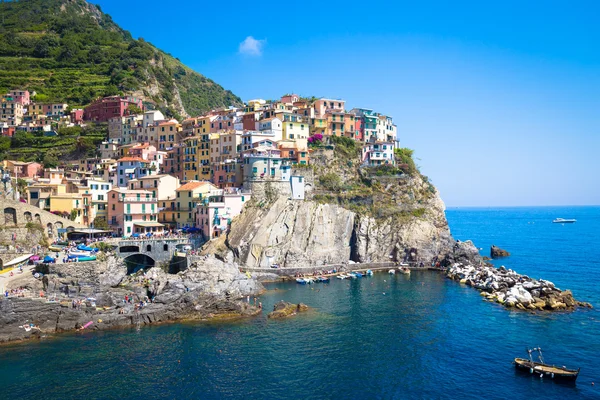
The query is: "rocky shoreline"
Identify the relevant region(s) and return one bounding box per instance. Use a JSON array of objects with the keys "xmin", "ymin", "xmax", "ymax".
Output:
[
  {"xmin": 446, "ymin": 262, "xmax": 592, "ymax": 311},
  {"xmin": 0, "ymin": 255, "xmax": 262, "ymax": 344}
]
